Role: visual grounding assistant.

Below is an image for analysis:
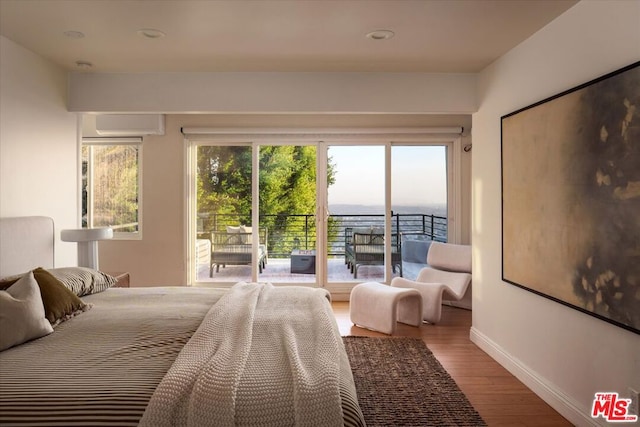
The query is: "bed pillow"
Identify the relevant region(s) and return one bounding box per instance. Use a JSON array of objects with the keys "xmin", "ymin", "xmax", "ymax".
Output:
[
  {"xmin": 226, "ymin": 225, "xmax": 245, "ymax": 244},
  {"xmin": 31, "ymin": 268, "xmax": 91, "ymax": 326},
  {"xmin": 402, "ymin": 239, "xmax": 432, "ymax": 264},
  {"xmin": 240, "ymin": 225, "xmax": 253, "ymax": 244},
  {"xmin": 48, "ymin": 267, "xmax": 117, "ymax": 296},
  {"xmin": 0, "ymin": 271, "xmax": 54, "ymax": 351},
  {"xmin": 0, "ymin": 274, "xmax": 22, "ymax": 290}
]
